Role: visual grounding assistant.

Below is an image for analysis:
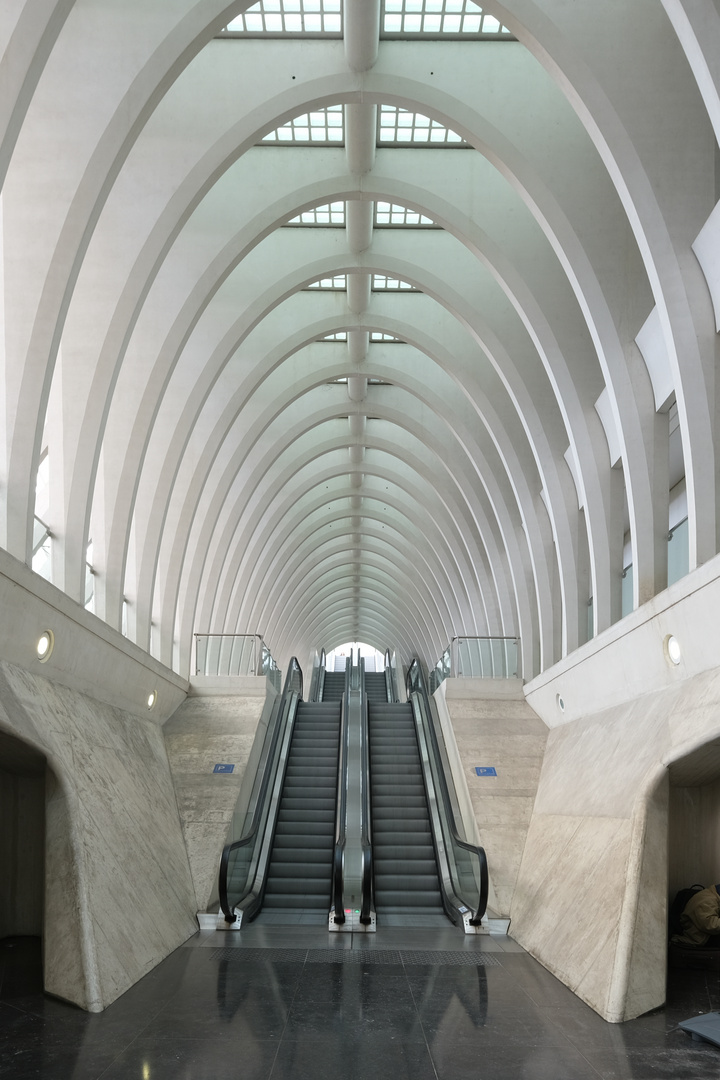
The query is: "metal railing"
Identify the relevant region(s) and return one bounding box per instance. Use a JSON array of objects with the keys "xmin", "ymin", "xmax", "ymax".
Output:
[
  {"xmin": 431, "ymin": 636, "xmax": 520, "ymax": 690},
  {"xmin": 195, "ymin": 633, "xmax": 279, "ymax": 685}
]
